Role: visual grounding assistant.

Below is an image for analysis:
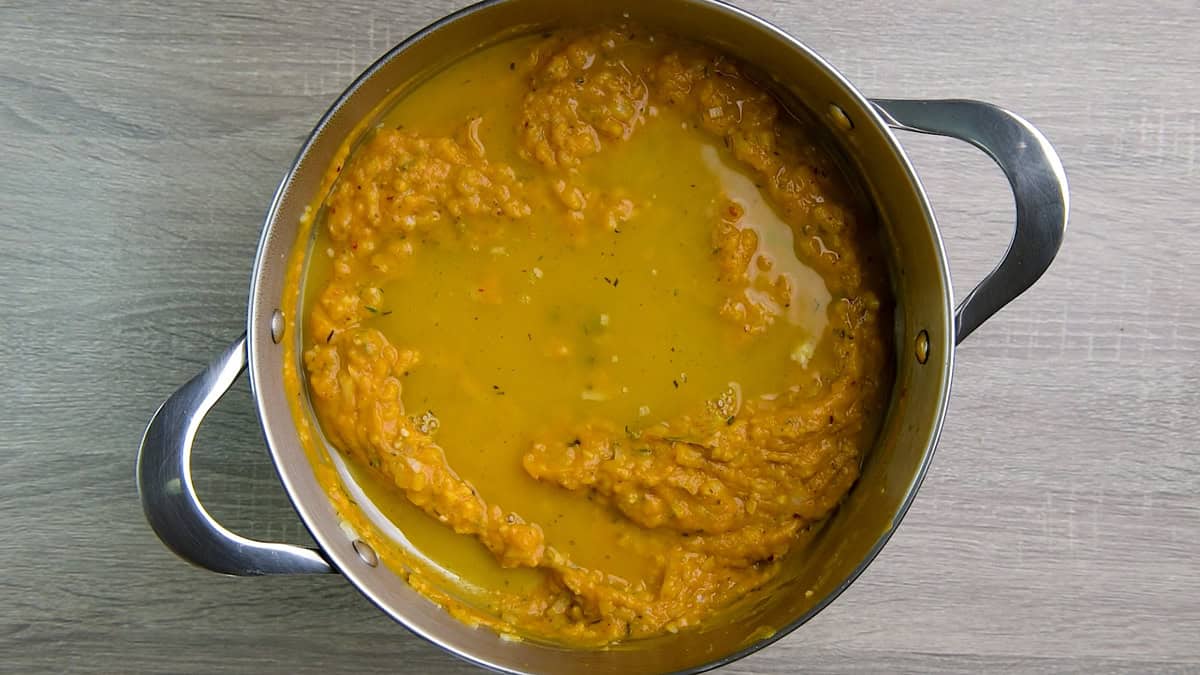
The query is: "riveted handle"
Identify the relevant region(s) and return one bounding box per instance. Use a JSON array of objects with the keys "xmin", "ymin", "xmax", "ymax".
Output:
[
  {"xmin": 872, "ymin": 99, "xmax": 1069, "ymax": 344},
  {"xmin": 137, "ymin": 334, "xmax": 334, "ymax": 575}
]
